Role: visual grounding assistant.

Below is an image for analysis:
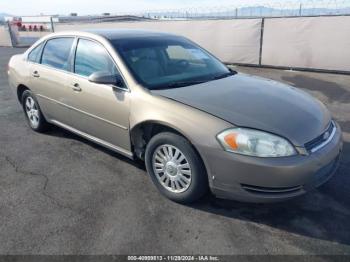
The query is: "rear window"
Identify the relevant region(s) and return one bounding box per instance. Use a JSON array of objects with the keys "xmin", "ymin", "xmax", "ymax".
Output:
[{"xmin": 41, "ymin": 38, "xmax": 74, "ymax": 71}]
